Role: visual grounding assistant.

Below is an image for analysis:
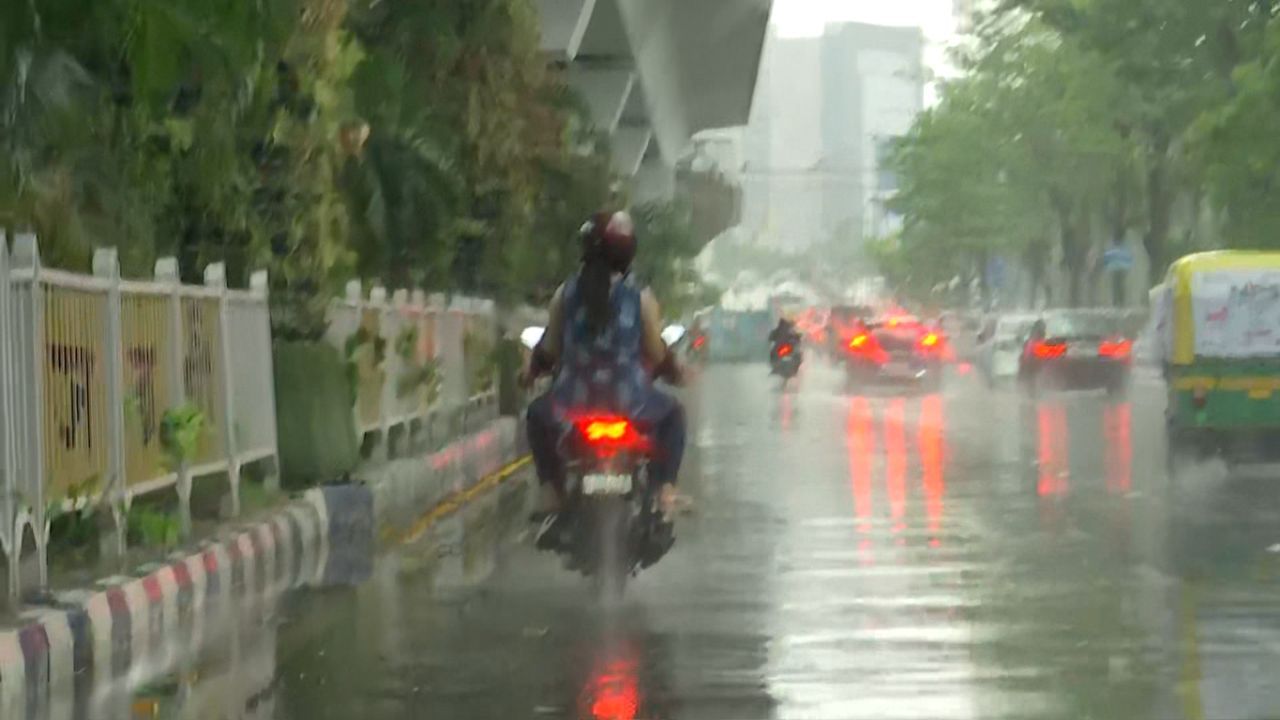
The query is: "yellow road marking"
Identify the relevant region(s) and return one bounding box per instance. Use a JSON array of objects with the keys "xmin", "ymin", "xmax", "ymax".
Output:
[{"xmin": 385, "ymin": 455, "xmax": 533, "ymax": 546}]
